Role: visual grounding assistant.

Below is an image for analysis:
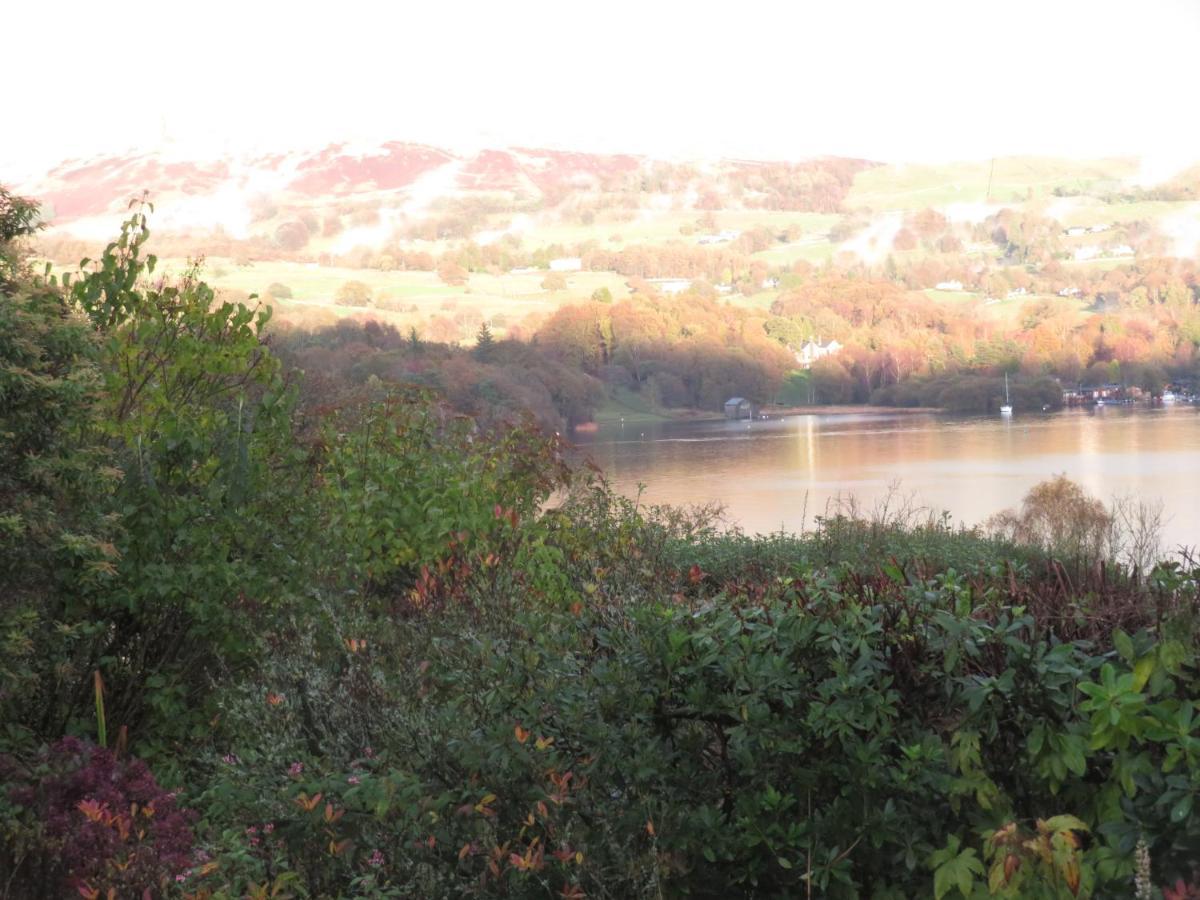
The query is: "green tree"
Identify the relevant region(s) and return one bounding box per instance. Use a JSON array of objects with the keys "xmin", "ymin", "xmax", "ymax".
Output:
[
  {"xmin": 474, "ymin": 322, "xmax": 496, "ymax": 361},
  {"xmin": 28, "ymin": 201, "xmax": 312, "ymax": 747},
  {"xmin": 0, "ymin": 188, "xmax": 119, "ymax": 738}
]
